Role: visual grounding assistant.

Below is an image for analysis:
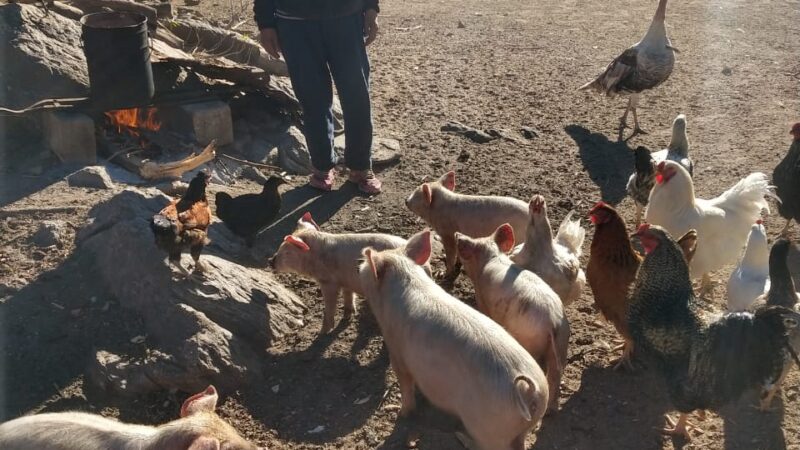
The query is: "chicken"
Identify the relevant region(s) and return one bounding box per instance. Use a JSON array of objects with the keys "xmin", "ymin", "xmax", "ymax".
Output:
[
  {"xmin": 627, "ymin": 115, "xmax": 694, "ymax": 225},
  {"xmin": 629, "ymin": 224, "xmax": 800, "ymax": 441},
  {"xmin": 587, "ymin": 202, "xmax": 697, "ymax": 369},
  {"xmin": 510, "ymin": 195, "xmax": 586, "ymax": 305},
  {"xmin": 646, "ymin": 160, "xmax": 772, "ymax": 294},
  {"xmin": 580, "ymin": 0, "xmax": 677, "ymax": 140},
  {"xmin": 215, "ymin": 175, "xmax": 287, "ymax": 247},
  {"xmin": 757, "ymin": 238, "xmax": 800, "ymax": 409},
  {"xmin": 726, "ymin": 221, "xmax": 770, "ymax": 312},
  {"xmin": 773, "ymin": 123, "xmax": 800, "ymax": 236},
  {"xmin": 150, "ymin": 171, "xmax": 212, "ymax": 276}
]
